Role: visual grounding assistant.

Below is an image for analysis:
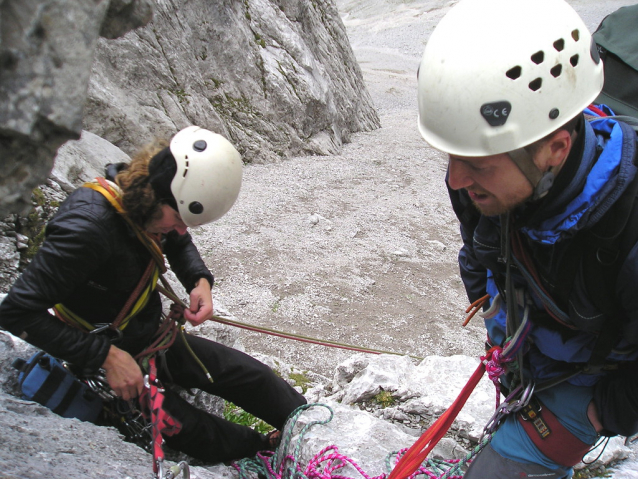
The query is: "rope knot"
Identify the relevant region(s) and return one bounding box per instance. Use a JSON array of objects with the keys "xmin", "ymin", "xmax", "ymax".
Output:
[
  {"xmin": 481, "ymin": 346, "xmax": 513, "ymax": 409},
  {"xmin": 482, "ymin": 347, "xmax": 509, "ymax": 383}
]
